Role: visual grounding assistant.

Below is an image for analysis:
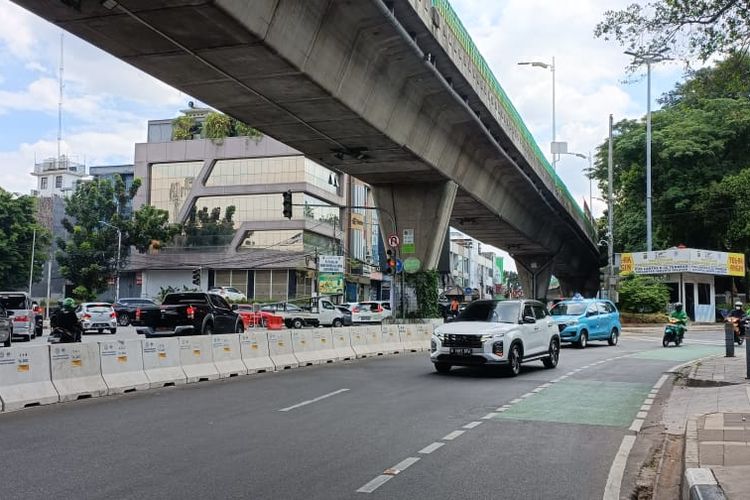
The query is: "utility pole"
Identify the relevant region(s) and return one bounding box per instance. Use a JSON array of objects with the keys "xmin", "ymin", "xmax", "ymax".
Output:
[
  {"xmin": 608, "ymin": 114, "xmax": 615, "ymax": 300},
  {"xmin": 28, "ymin": 228, "xmax": 36, "ymax": 296}
]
